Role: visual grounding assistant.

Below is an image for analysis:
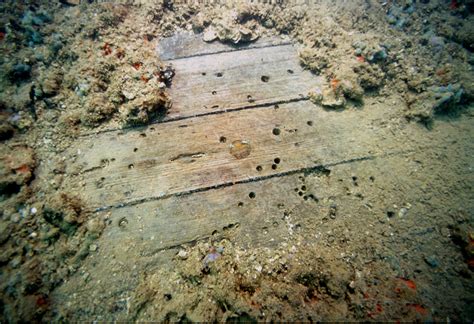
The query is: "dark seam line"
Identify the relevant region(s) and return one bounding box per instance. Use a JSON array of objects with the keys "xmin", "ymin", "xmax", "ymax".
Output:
[
  {"xmin": 161, "ymin": 41, "xmax": 293, "ymax": 61},
  {"xmin": 79, "ymin": 96, "xmax": 309, "ymax": 138},
  {"xmin": 92, "ymin": 151, "xmax": 412, "ymax": 213}
]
